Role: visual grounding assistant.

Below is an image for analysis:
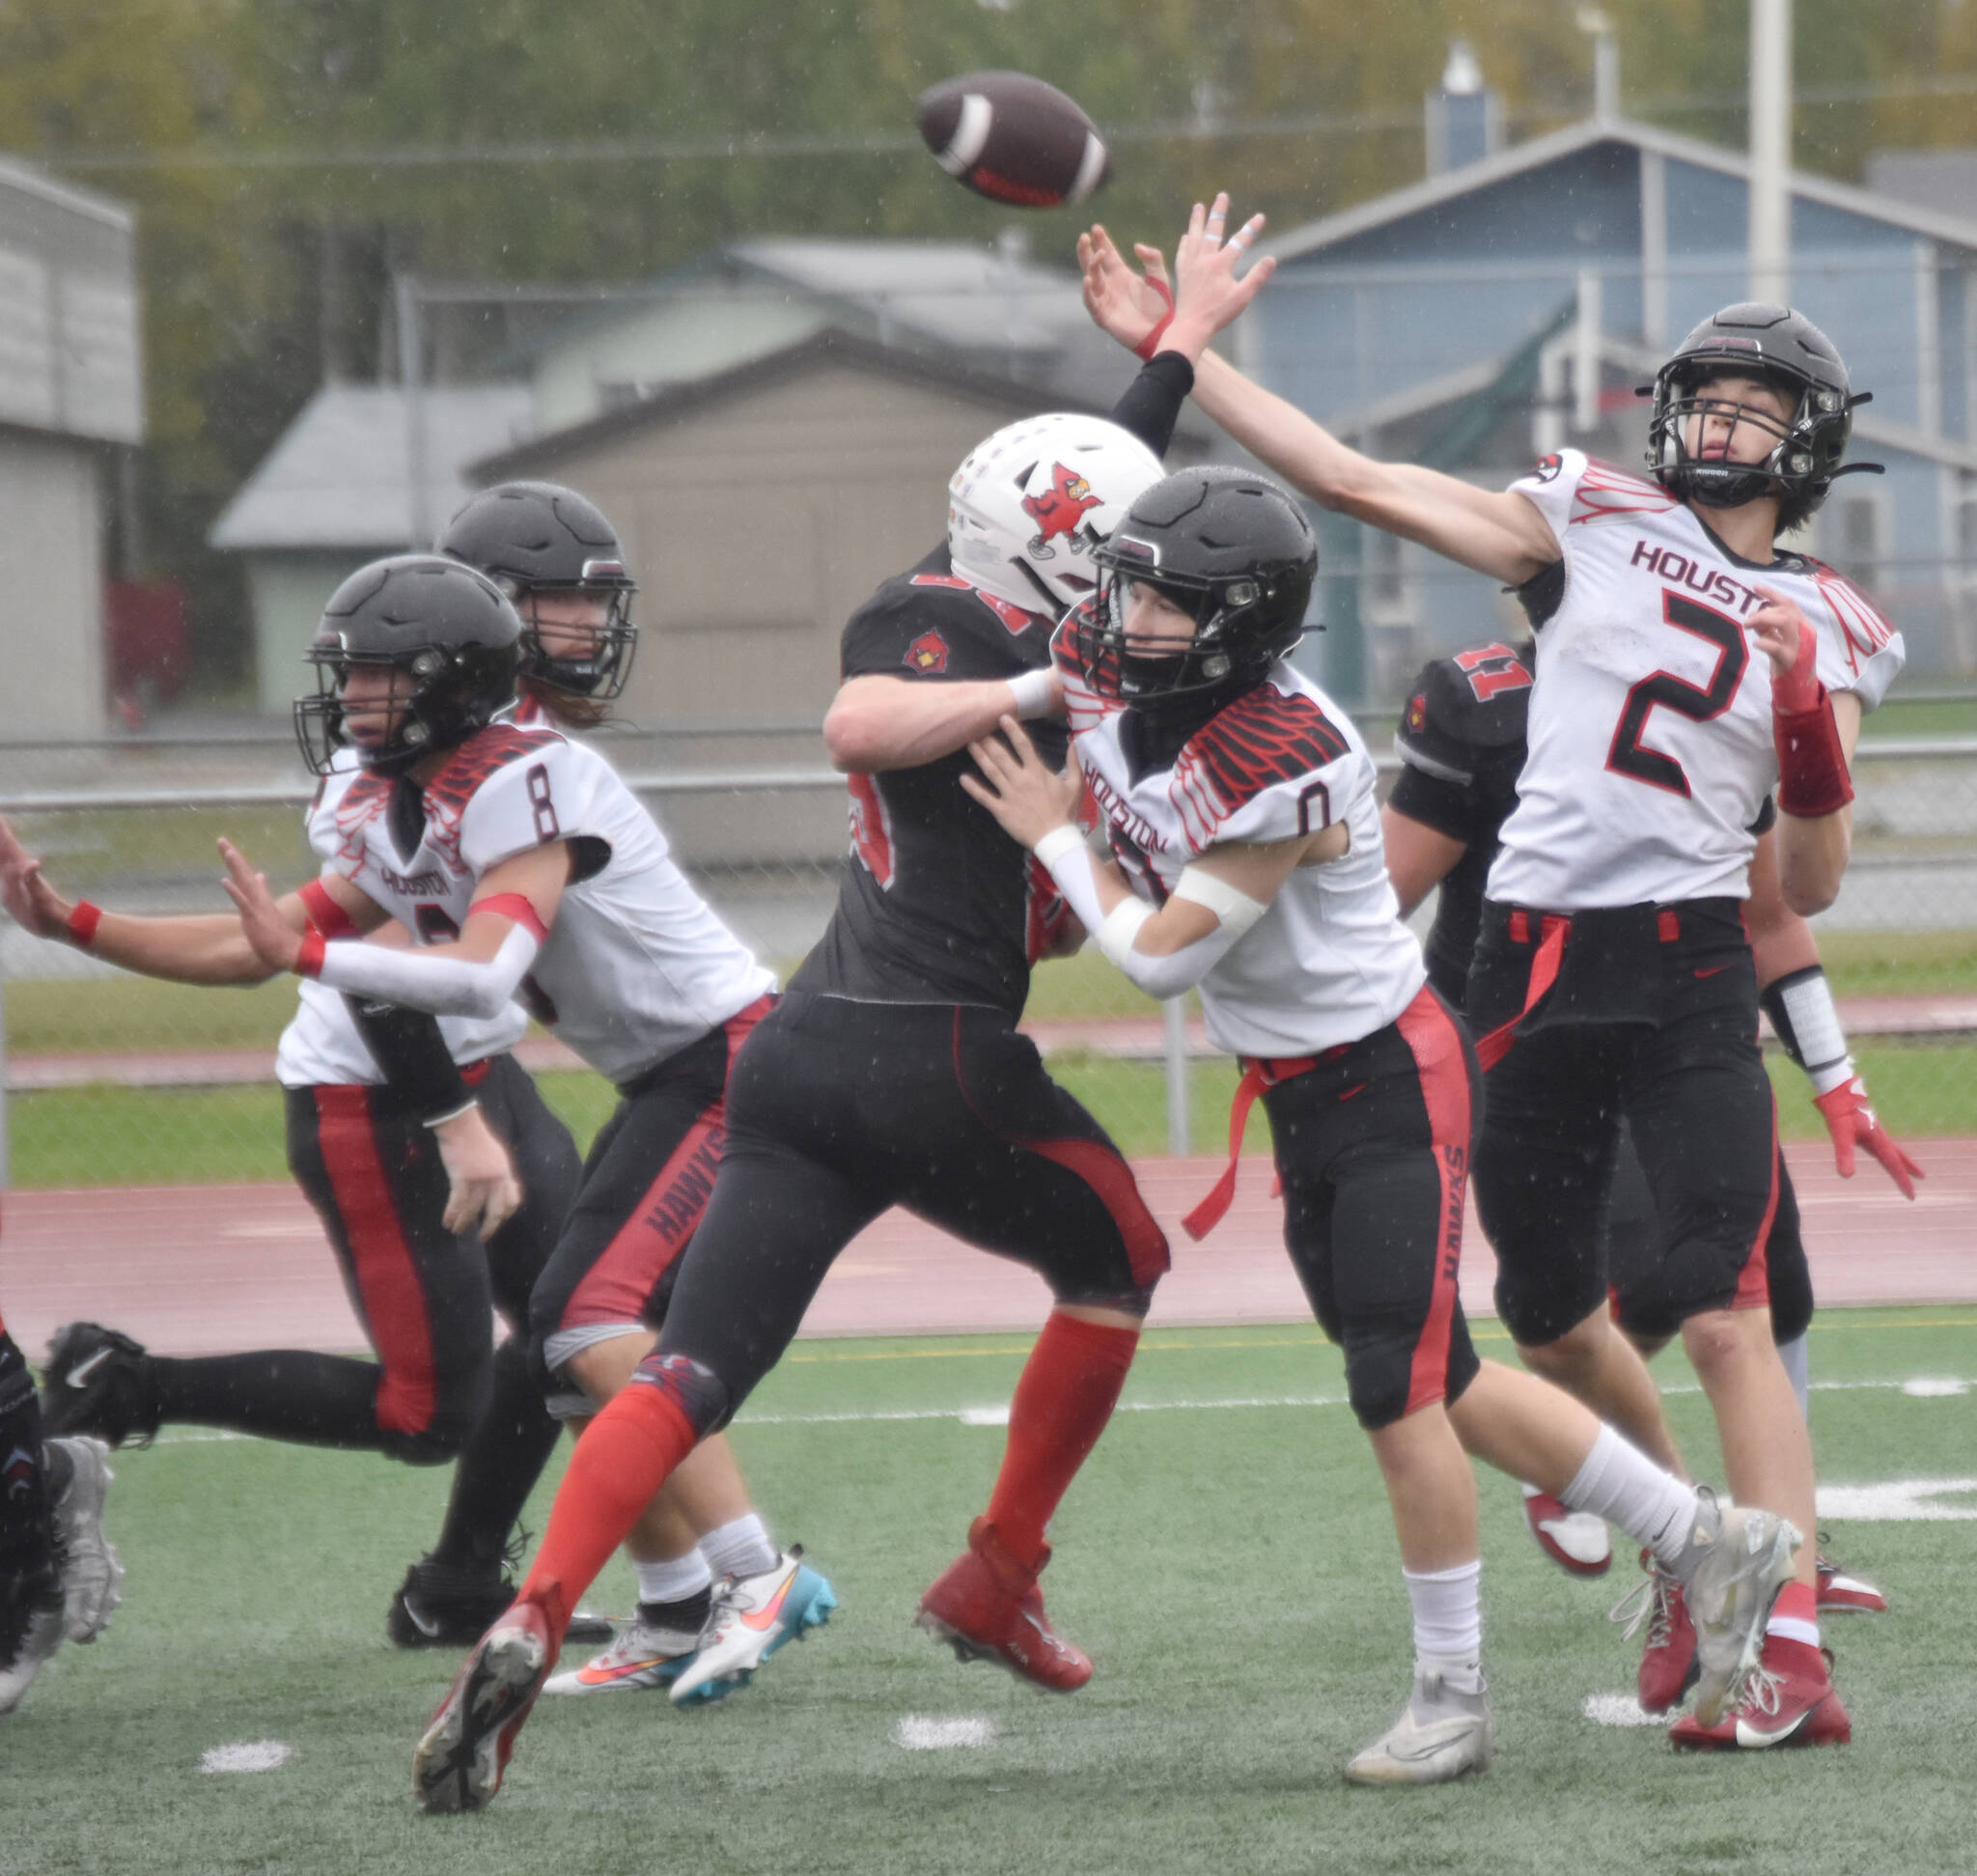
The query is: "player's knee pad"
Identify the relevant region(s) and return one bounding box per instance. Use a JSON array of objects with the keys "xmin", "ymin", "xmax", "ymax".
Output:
[
  {"xmin": 1047, "ymin": 1282, "xmax": 1157, "ymax": 1319},
  {"xmin": 627, "ymin": 1349, "xmax": 731, "ymax": 1438},
  {"xmin": 1492, "ymin": 1259, "xmax": 1606, "ymax": 1351}
]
